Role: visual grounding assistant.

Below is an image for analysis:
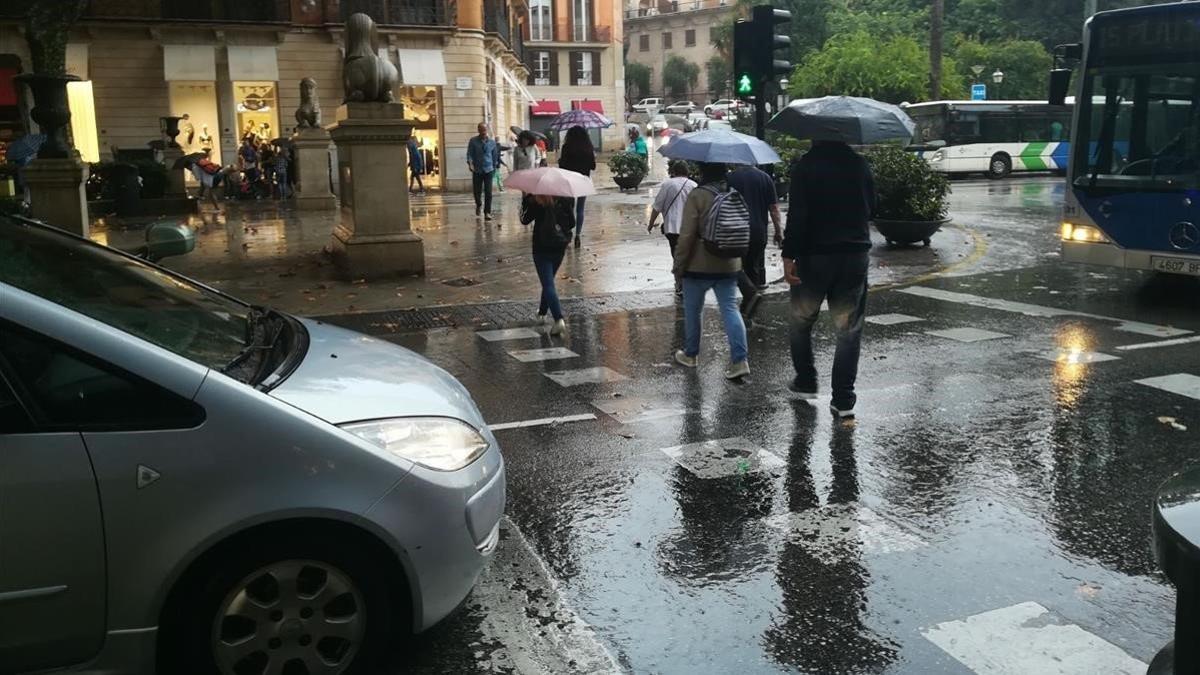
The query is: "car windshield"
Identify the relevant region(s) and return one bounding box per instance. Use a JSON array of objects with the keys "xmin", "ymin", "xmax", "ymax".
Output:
[{"xmin": 0, "ymin": 217, "xmax": 252, "ymax": 372}]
